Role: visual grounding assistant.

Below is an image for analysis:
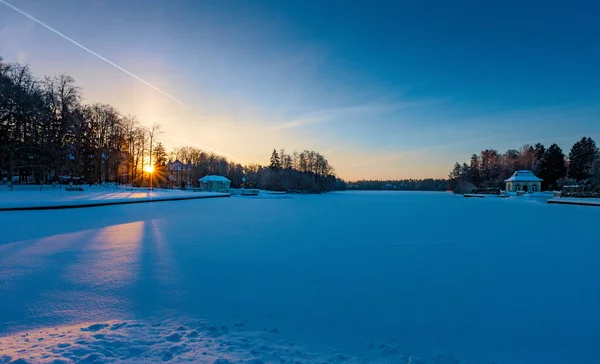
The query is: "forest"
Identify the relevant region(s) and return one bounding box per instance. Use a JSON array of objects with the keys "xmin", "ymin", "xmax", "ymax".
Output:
[
  {"xmin": 448, "ymin": 138, "xmax": 600, "ymax": 193},
  {"xmin": 0, "ymin": 57, "xmax": 344, "ymax": 192},
  {"xmin": 347, "ymin": 179, "xmax": 447, "ymax": 191}
]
